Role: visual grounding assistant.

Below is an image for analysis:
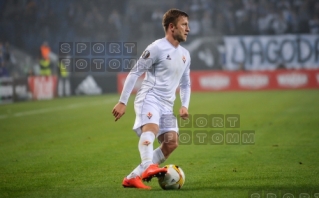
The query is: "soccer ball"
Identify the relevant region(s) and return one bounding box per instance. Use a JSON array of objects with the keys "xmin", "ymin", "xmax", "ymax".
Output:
[{"xmin": 158, "ymin": 164, "xmax": 185, "ymax": 190}]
